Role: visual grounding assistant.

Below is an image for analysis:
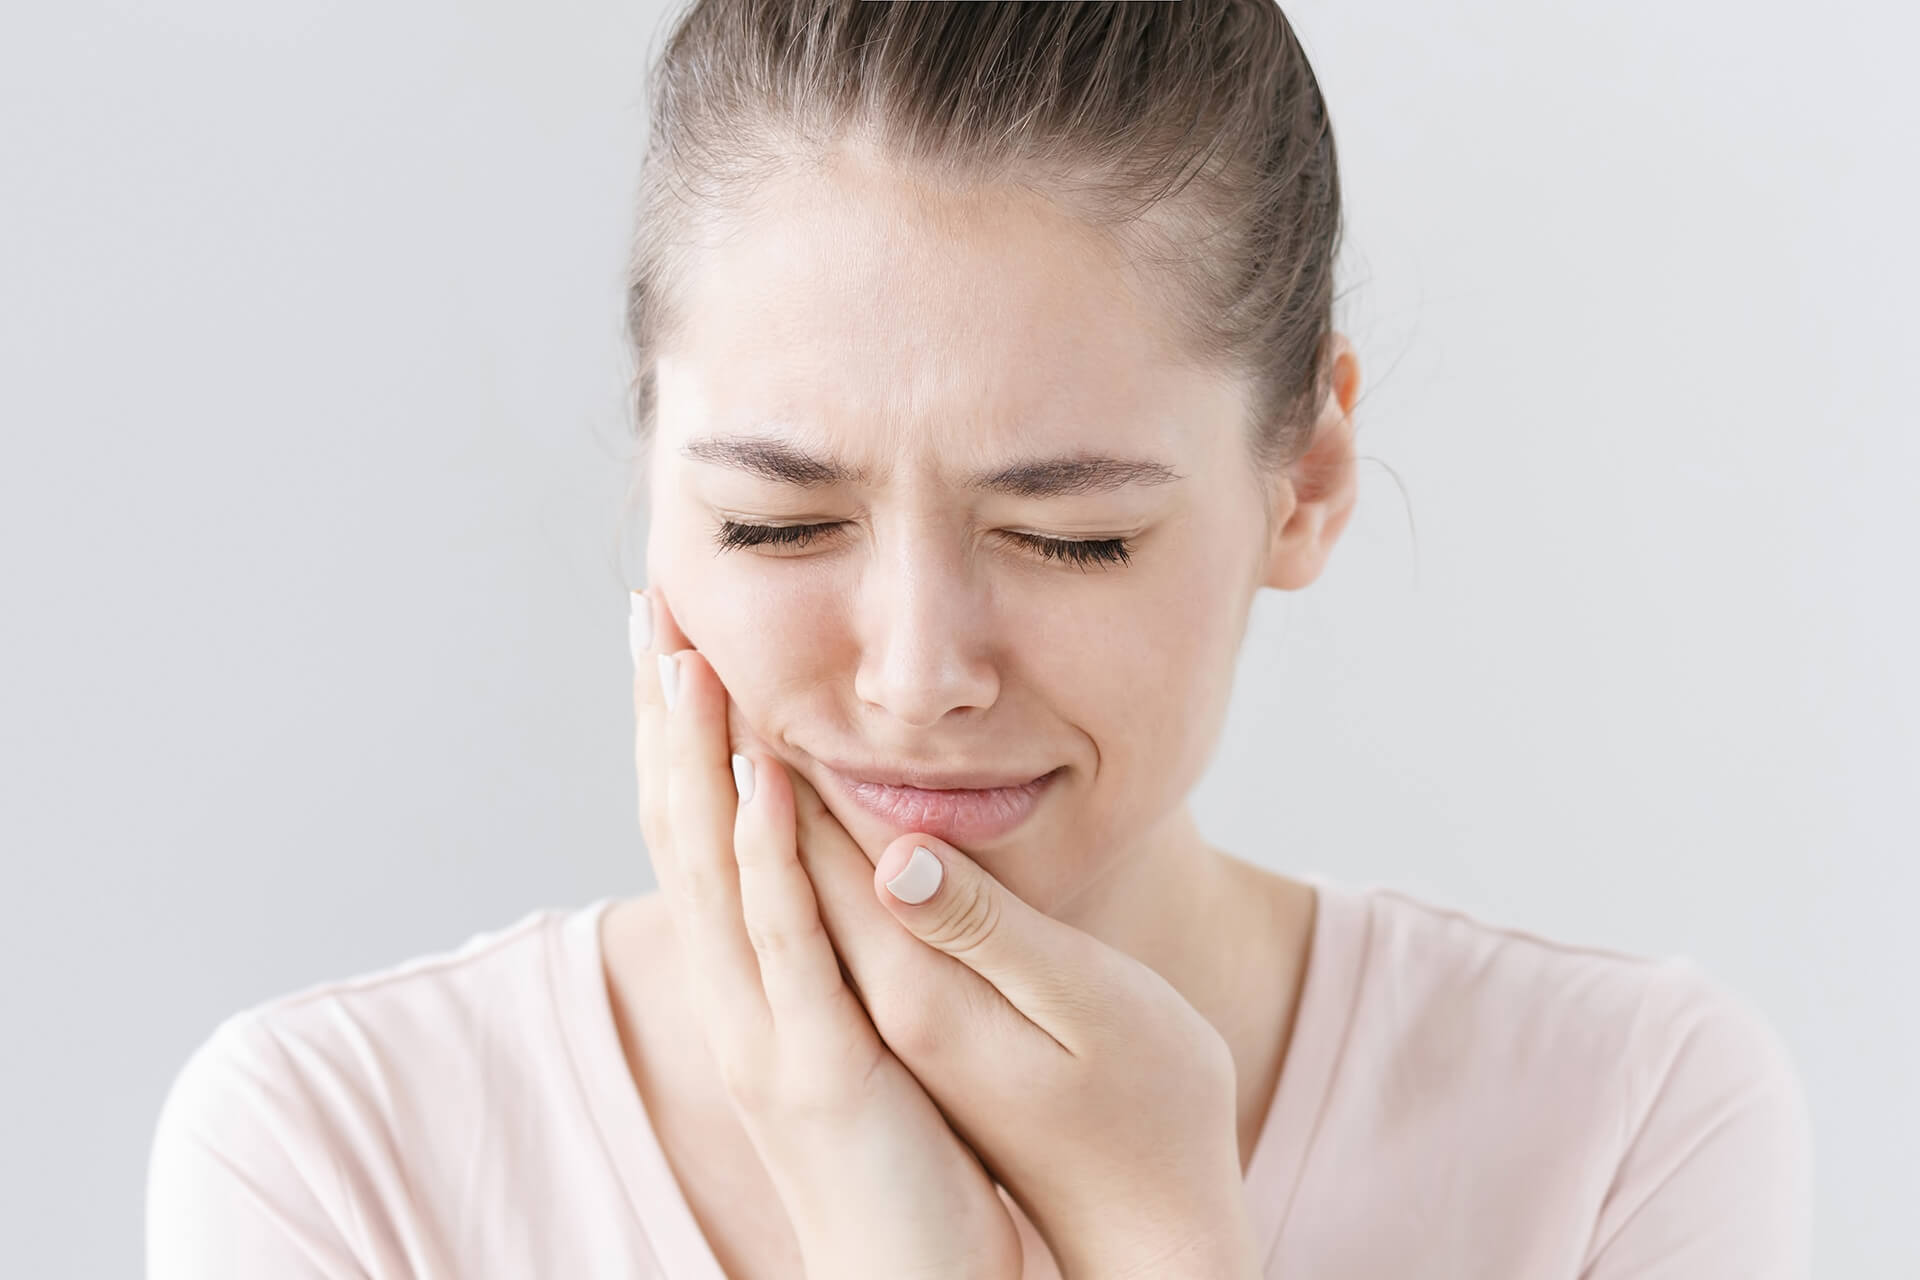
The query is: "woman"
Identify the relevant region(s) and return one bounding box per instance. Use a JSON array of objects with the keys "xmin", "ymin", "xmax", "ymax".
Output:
[{"xmin": 147, "ymin": 3, "xmax": 1812, "ymax": 1277}]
